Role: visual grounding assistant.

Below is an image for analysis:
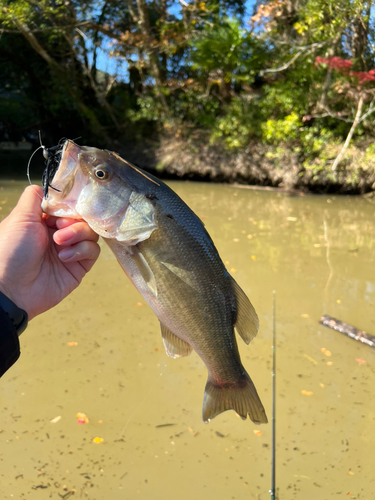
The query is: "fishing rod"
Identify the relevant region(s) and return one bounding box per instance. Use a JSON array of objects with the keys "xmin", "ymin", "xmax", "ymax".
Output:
[{"xmin": 269, "ymin": 291, "xmax": 277, "ymax": 500}]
